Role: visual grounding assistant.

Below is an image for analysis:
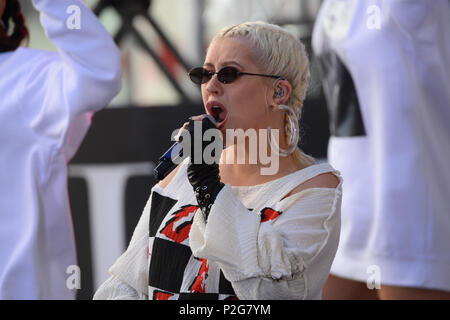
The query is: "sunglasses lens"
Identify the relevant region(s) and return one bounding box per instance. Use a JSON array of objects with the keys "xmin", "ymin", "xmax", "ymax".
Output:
[
  {"xmin": 189, "ymin": 67, "xmax": 208, "ymax": 85},
  {"xmin": 189, "ymin": 66, "xmax": 240, "ymax": 85},
  {"xmin": 218, "ymin": 67, "xmax": 239, "ymax": 84}
]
